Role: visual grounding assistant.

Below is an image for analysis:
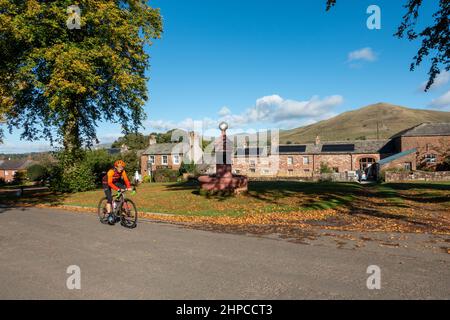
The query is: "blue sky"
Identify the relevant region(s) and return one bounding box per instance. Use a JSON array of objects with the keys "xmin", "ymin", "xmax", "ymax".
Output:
[{"xmin": 1, "ymin": 0, "xmax": 449, "ymax": 153}]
